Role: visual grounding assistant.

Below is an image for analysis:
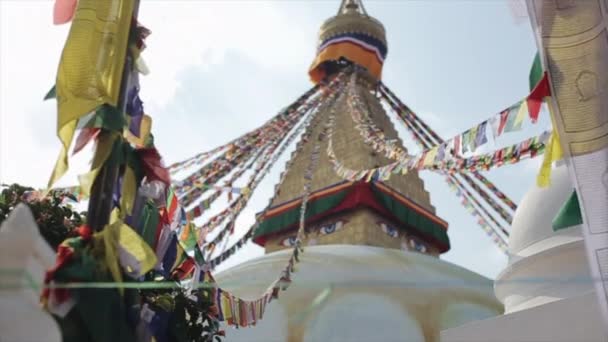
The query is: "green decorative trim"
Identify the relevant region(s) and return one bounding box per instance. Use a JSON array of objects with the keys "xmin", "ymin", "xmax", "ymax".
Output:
[
  {"xmin": 253, "ymin": 182, "xmax": 450, "ymax": 251},
  {"xmin": 370, "ymin": 185, "xmax": 450, "ymax": 248},
  {"xmin": 552, "ymin": 190, "xmax": 583, "ymax": 231},
  {"xmin": 253, "ymin": 189, "xmax": 348, "ymax": 240}
]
